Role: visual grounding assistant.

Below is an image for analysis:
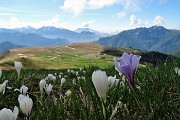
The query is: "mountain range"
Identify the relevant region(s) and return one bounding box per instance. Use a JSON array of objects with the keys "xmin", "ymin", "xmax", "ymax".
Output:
[
  {"xmin": 0, "ymin": 26, "xmax": 109, "ymax": 53},
  {"xmin": 0, "ymin": 29, "xmax": 71, "ymax": 47},
  {"xmin": 96, "ymin": 26, "xmax": 180, "ymax": 53},
  {"xmin": 13, "ymin": 26, "xmax": 109, "ymax": 42},
  {"xmin": 0, "ymin": 25, "xmax": 180, "ymax": 55}
]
